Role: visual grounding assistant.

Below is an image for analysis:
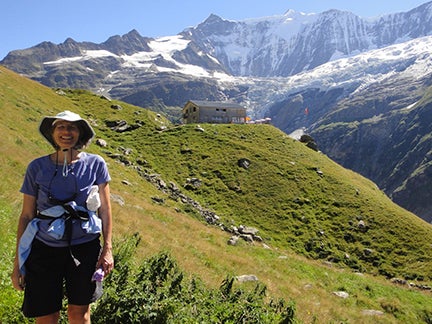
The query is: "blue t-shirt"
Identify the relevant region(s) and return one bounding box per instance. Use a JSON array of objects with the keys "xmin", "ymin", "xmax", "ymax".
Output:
[{"xmin": 20, "ymin": 152, "xmax": 111, "ymax": 246}]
